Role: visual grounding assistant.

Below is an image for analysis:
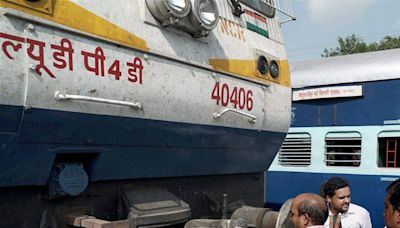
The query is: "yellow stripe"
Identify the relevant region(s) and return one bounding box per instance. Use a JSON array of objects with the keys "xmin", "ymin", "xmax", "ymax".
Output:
[
  {"xmin": 1, "ymin": 0, "xmax": 149, "ymax": 51},
  {"xmin": 209, "ymin": 59, "xmax": 291, "ymax": 87}
]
